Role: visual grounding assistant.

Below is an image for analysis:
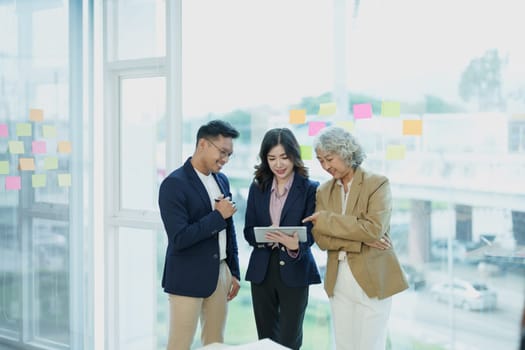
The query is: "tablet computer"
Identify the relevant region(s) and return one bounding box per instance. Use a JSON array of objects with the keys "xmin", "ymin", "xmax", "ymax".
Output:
[{"xmin": 253, "ymin": 226, "xmax": 307, "ymax": 243}]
